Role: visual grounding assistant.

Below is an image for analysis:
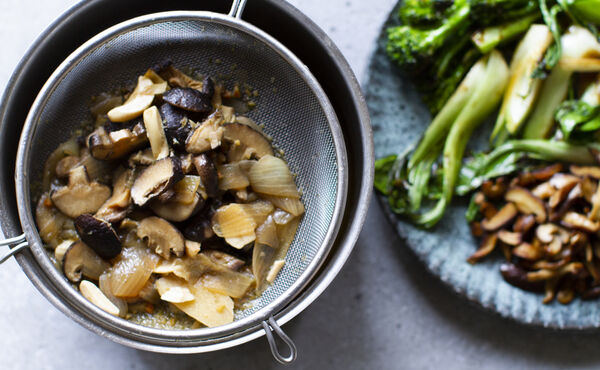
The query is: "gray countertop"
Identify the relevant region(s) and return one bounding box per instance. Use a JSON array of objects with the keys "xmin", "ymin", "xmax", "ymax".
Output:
[{"xmin": 2, "ymin": 1, "xmax": 600, "ymax": 369}]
